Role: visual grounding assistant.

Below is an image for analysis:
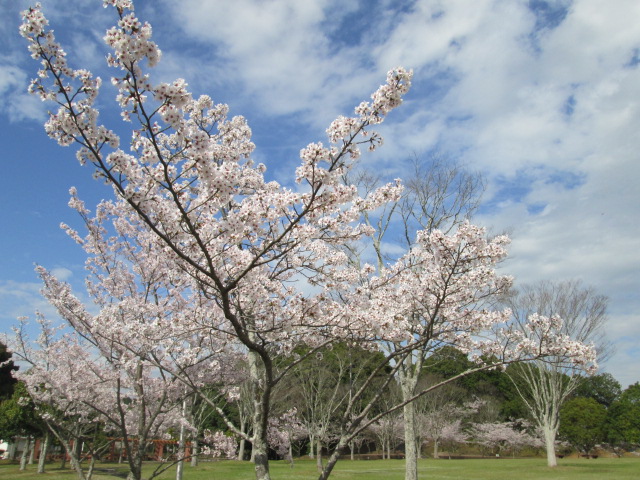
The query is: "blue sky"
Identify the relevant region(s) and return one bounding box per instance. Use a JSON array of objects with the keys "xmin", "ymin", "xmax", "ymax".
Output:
[{"xmin": 1, "ymin": 0, "xmax": 638, "ymax": 388}]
